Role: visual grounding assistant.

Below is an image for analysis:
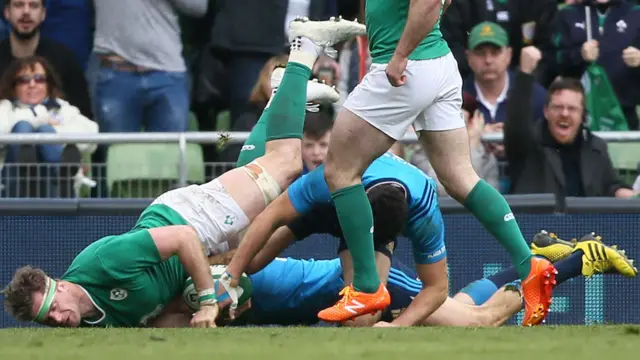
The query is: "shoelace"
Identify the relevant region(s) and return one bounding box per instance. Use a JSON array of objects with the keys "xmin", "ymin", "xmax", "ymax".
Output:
[{"xmin": 335, "ymin": 286, "xmax": 355, "ymax": 308}]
